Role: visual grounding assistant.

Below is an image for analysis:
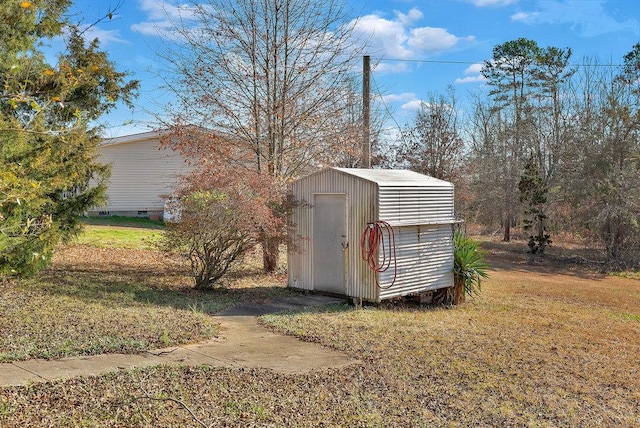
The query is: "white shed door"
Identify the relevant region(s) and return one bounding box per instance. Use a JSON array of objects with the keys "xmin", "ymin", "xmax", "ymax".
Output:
[{"xmin": 312, "ymin": 194, "xmax": 346, "ymax": 294}]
